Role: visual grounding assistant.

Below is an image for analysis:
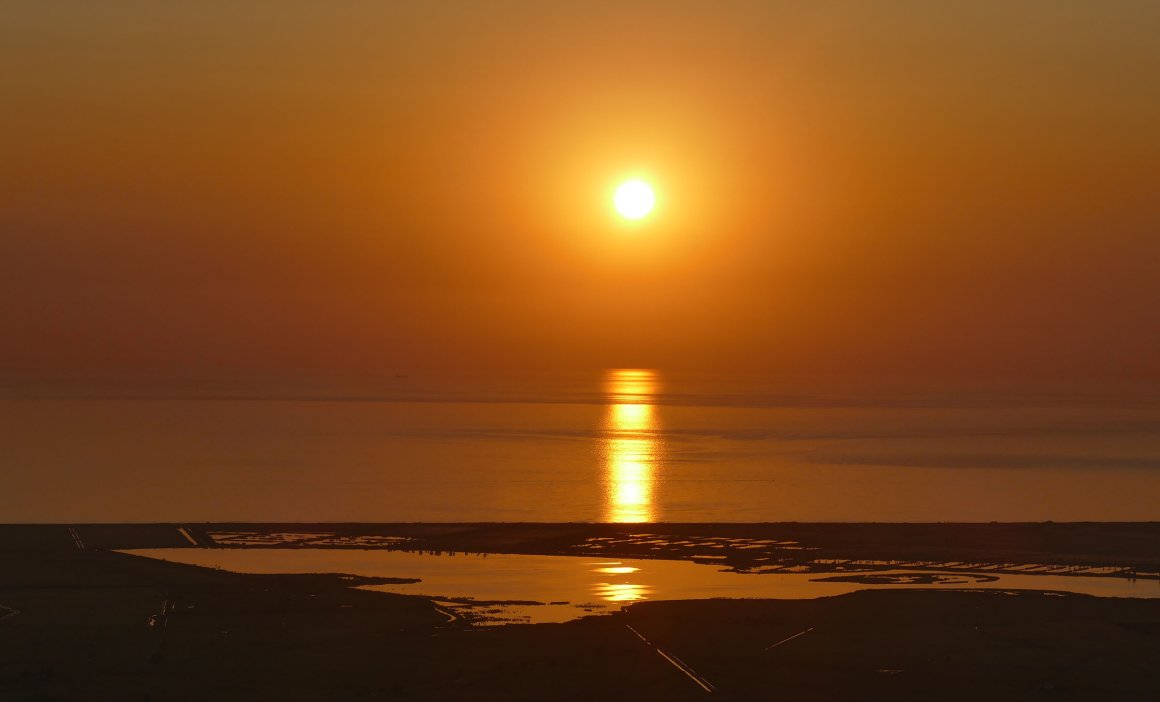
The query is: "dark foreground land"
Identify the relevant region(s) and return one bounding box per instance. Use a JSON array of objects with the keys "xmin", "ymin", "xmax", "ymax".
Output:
[{"xmin": 2, "ymin": 524, "xmax": 1160, "ymax": 700}]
